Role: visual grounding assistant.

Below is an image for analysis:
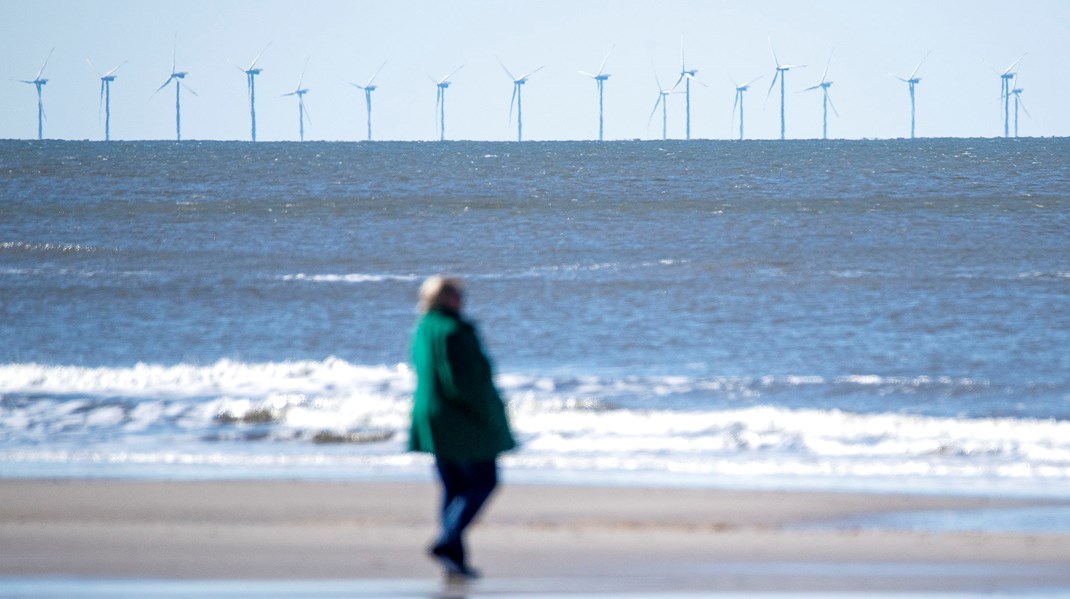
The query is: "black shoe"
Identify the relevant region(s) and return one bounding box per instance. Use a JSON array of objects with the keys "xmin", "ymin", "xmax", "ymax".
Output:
[{"xmin": 429, "ymin": 544, "xmax": 478, "ymax": 578}]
